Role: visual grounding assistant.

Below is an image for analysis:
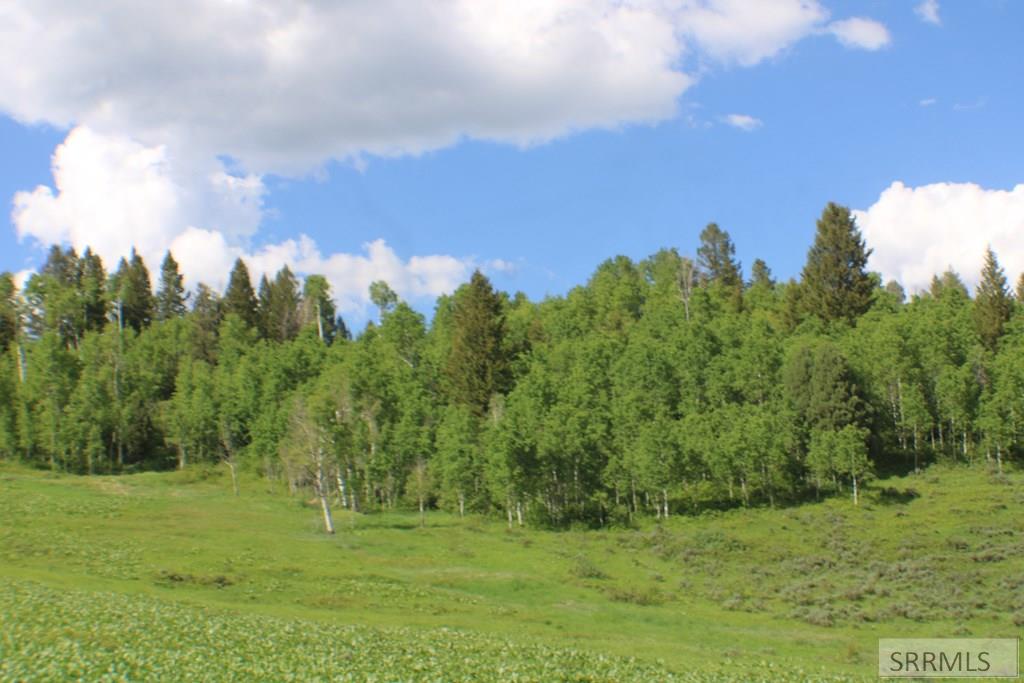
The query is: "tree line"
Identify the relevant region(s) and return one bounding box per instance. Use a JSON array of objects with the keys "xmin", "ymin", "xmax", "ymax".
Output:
[{"xmin": 1, "ymin": 202, "xmax": 1022, "ymax": 529}]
